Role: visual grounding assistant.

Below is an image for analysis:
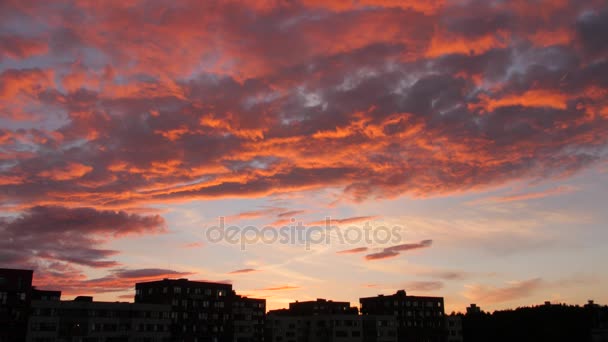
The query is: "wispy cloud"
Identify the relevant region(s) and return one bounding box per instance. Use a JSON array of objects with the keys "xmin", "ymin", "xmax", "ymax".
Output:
[
  {"xmin": 337, "ymin": 247, "xmax": 369, "ymax": 254},
  {"xmin": 258, "ymin": 285, "xmax": 300, "ymax": 291},
  {"xmin": 471, "ymin": 186, "xmax": 578, "ymax": 205},
  {"xmin": 365, "ymin": 240, "xmax": 433, "ymax": 260},
  {"xmin": 183, "ymin": 242, "xmax": 204, "ymax": 248},
  {"xmin": 308, "ymin": 216, "xmax": 379, "ymax": 226},
  {"xmin": 278, "ymin": 210, "xmax": 306, "ymax": 218},
  {"xmin": 228, "ymin": 268, "xmax": 258, "ymax": 275},
  {"xmin": 227, "ymin": 207, "xmax": 285, "ymax": 221}
]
